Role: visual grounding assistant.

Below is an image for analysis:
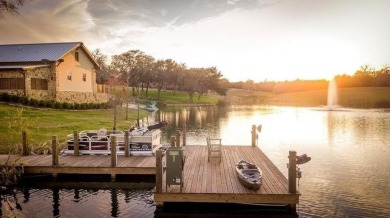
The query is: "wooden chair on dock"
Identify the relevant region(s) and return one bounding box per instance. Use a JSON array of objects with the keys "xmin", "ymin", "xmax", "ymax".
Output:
[{"xmin": 207, "ymin": 135, "xmax": 222, "ymax": 162}]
